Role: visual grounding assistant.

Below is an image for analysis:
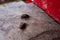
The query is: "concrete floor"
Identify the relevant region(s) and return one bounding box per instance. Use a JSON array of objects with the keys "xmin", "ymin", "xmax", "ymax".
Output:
[{"xmin": 0, "ymin": 1, "xmax": 60, "ymax": 40}]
